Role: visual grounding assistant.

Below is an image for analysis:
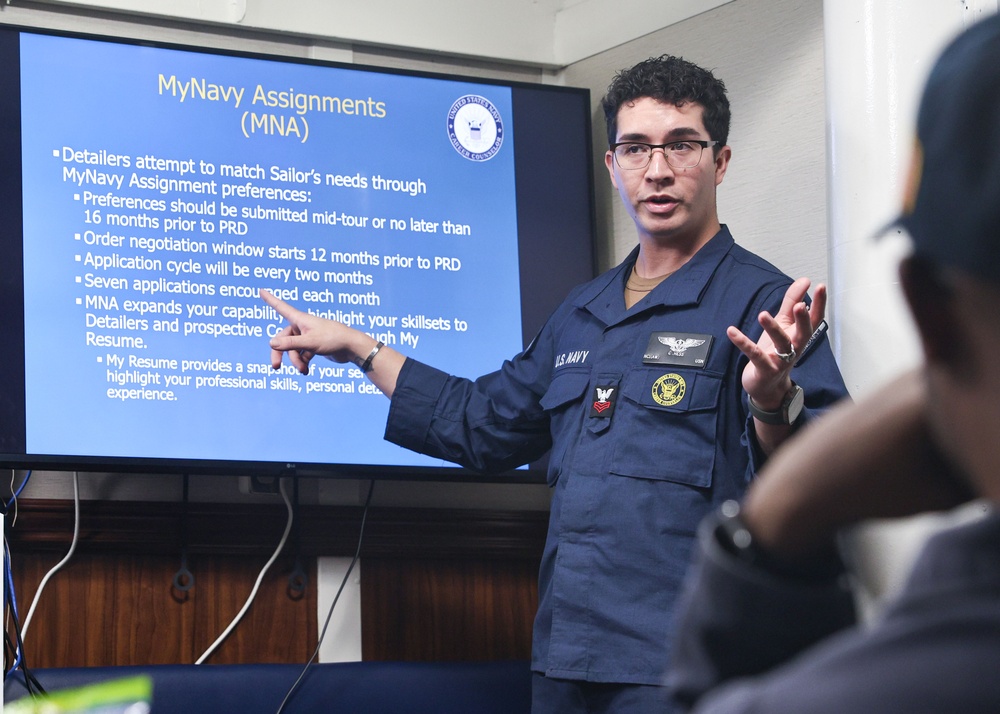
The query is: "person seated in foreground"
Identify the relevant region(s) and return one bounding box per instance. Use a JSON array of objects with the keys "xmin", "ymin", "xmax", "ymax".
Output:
[{"xmin": 668, "ymin": 14, "xmax": 1000, "ymax": 714}]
